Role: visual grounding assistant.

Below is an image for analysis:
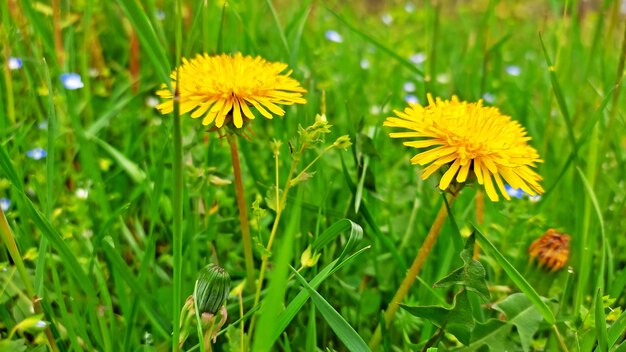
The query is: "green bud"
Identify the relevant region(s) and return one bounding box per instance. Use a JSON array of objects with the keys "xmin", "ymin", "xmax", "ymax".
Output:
[
  {"xmin": 332, "ymin": 135, "xmax": 352, "ymax": 150},
  {"xmin": 195, "ymin": 264, "xmax": 231, "ymax": 315}
]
